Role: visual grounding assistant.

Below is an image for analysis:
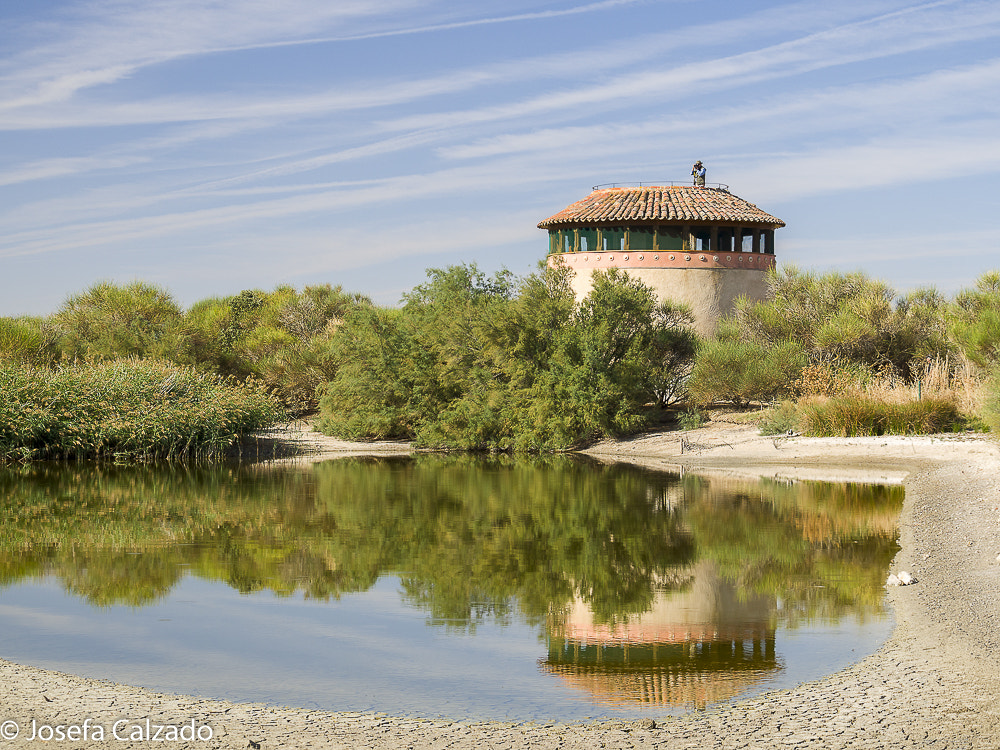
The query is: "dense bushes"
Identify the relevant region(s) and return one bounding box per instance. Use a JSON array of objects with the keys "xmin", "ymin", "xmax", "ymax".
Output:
[
  {"xmin": 687, "ymin": 339, "xmax": 807, "ymax": 406},
  {"xmin": 949, "ymin": 271, "xmax": 1000, "ymax": 368},
  {"xmin": 172, "ymin": 284, "xmax": 371, "ymax": 413},
  {"xmin": 316, "ymin": 264, "xmax": 697, "ymax": 451},
  {"xmin": 0, "ymin": 316, "xmax": 58, "ymax": 367},
  {"xmin": 54, "ymin": 281, "xmax": 184, "ymax": 362},
  {"xmin": 689, "ymin": 266, "xmax": 953, "ymax": 406},
  {"xmin": 2, "ymin": 281, "xmax": 371, "ymax": 415},
  {"xmin": 0, "ymin": 360, "xmax": 284, "ymax": 462},
  {"xmin": 5, "ymin": 263, "xmax": 1000, "ymax": 451},
  {"xmin": 729, "ymin": 266, "xmax": 949, "ymax": 373}
]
